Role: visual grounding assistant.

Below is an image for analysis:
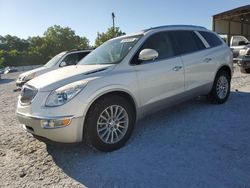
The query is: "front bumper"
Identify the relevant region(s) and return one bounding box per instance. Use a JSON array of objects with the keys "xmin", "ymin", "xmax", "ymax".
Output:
[
  {"xmin": 236, "ymin": 56, "xmax": 250, "ymax": 69},
  {"xmin": 16, "ymin": 112, "xmax": 84, "ymax": 143}
]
